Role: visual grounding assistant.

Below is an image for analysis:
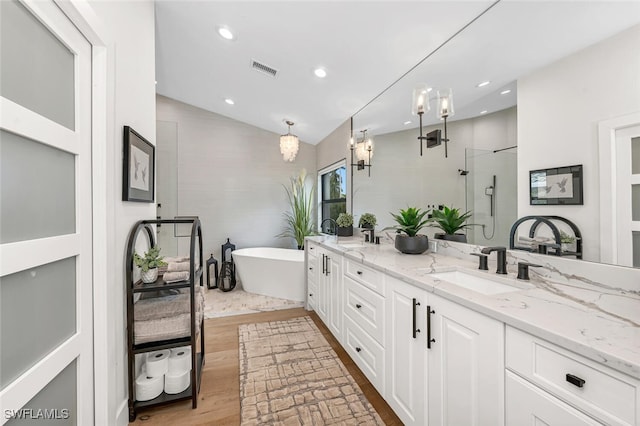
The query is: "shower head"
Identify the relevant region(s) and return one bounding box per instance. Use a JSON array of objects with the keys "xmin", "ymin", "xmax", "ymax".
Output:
[{"xmin": 458, "ymin": 169, "xmax": 469, "ymax": 176}]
